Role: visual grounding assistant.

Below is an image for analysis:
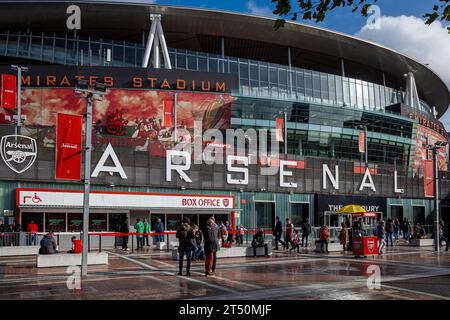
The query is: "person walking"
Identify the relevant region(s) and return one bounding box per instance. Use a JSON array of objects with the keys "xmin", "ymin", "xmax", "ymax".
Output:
[
  {"xmin": 284, "ymin": 218, "xmax": 294, "ymax": 250},
  {"xmin": 202, "ymin": 218, "xmax": 219, "ymax": 276},
  {"xmin": 301, "ymin": 218, "xmax": 311, "ymax": 248},
  {"xmin": 289, "ymin": 230, "xmax": 301, "ymax": 253},
  {"xmin": 176, "ymin": 218, "xmax": 194, "ymax": 276},
  {"xmin": 339, "ymin": 222, "xmax": 349, "ymax": 252},
  {"xmin": 403, "ymin": 218, "xmax": 412, "ymax": 243},
  {"xmin": 225, "ymin": 220, "xmax": 233, "ymax": 244},
  {"xmin": 273, "ymin": 216, "xmax": 284, "ymax": 250},
  {"xmin": 251, "ymin": 228, "xmax": 269, "ymax": 256},
  {"xmin": 134, "ymin": 218, "xmax": 145, "ymax": 251},
  {"xmin": 143, "ymin": 218, "xmax": 150, "ymax": 247},
  {"xmin": 26, "ymin": 220, "xmax": 38, "ymax": 246},
  {"xmin": 393, "ymin": 218, "xmax": 400, "ymax": 243},
  {"xmin": 385, "ymin": 218, "xmax": 393, "ymax": 247},
  {"xmin": 377, "ymin": 220, "xmax": 386, "ymax": 255},
  {"xmin": 120, "ymin": 218, "xmax": 130, "ymax": 251},
  {"xmin": 319, "ymin": 226, "xmax": 330, "ymax": 253},
  {"xmin": 209, "ymin": 216, "xmax": 220, "ymax": 274}
]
